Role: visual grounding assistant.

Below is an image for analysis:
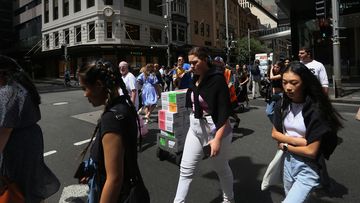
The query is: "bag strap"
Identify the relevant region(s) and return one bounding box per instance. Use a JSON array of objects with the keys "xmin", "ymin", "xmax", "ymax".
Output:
[{"xmin": 79, "ymin": 123, "xmax": 100, "ymax": 162}]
